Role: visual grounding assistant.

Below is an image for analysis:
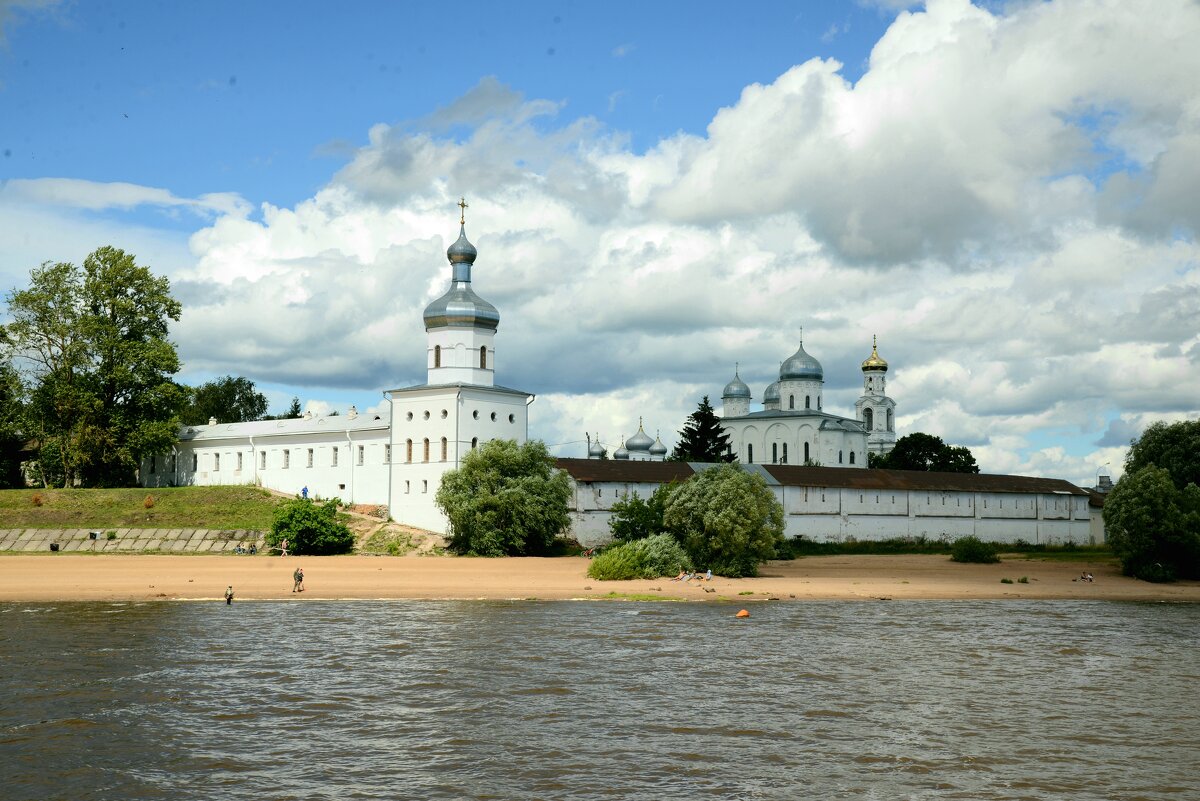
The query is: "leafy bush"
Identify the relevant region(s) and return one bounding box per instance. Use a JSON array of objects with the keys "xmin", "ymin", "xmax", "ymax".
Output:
[
  {"xmin": 951, "ymin": 536, "xmax": 1000, "ymax": 563},
  {"xmin": 608, "ymin": 484, "xmax": 674, "ymax": 542},
  {"xmin": 436, "ymin": 439, "xmax": 571, "ymax": 556},
  {"xmin": 587, "ymin": 534, "xmax": 692, "ymax": 581},
  {"xmin": 1103, "ymin": 465, "xmax": 1200, "ymax": 582},
  {"xmin": 266, "ymin": 498, "xmax": 354, "ymax": 555},
  {"xmin": 662, "ymin": 464, "xmax": 785, "ymax": 577}
]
